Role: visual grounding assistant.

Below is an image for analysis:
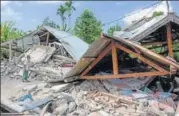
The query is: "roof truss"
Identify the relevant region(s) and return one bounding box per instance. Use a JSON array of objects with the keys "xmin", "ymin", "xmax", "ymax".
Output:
[{"xmin": 80, "ymin": 39, "xmax": 170, "ymax": 79}]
